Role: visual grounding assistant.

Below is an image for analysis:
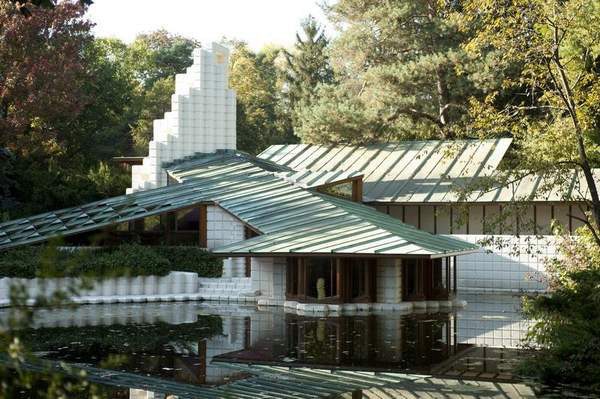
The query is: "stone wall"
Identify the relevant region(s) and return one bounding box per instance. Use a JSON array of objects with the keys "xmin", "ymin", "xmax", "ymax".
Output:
[
  {"xmin": 251, "ymin": 257, "xmax": 286, "ymax": 305},
  {"xmin": 376, "ymin": 204, "xmax": 563, "ymax": 292}
]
